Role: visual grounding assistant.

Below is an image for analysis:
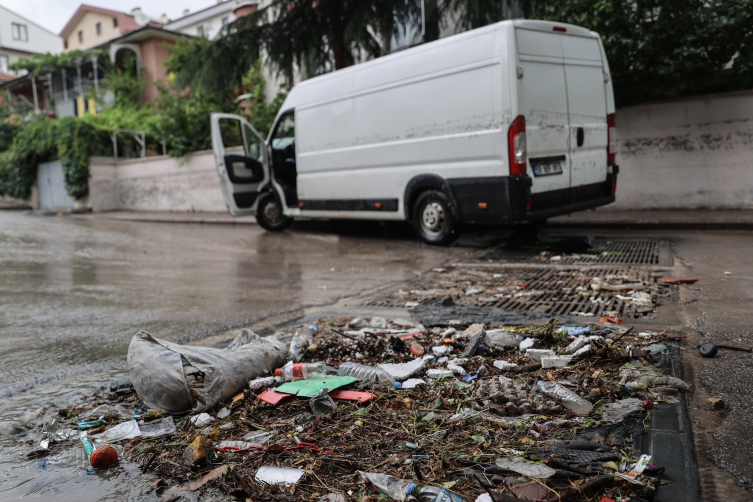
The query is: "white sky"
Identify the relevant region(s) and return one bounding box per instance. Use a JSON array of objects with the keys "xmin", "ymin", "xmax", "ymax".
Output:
[{"xmin": 0, "ymin": 0, "xmax": 217, "ymax": 35}]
